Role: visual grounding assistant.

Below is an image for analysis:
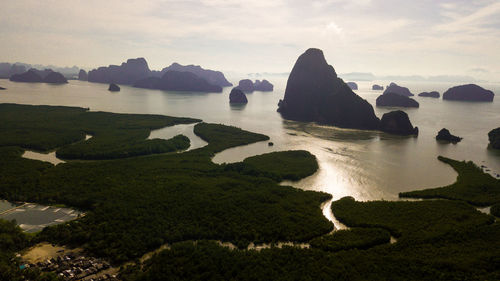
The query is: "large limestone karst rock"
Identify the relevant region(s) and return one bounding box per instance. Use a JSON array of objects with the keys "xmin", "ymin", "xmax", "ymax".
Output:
[
  {"xmin": 376, "ymin": 92, "xmax": 419, "ymax": 108},
  {"xmin": 43, "ymin": 72, "xmax": 68, "ymax": 84},
  {"xmin": 78, "ymin": 69, "xmax": 88, "ymax": 81},
  {"xmin": 443, "ymin": 84, "xmax": 494, "ymax": 102},
  {"xmin": 380, "ymin": 110, "xmax": 418, "ymax": 136},
  {"xmin": 277, "ymin": 48, "xmax": 380, "ymax": 130},
  {"xmin": 383, "ymin": 82, "xmax": 414, "ymax": 96},
  {"xmin": 229, "ymin": 88, "xmax": 248, "ymax": 104},
  {"xmin": 134, "ymin": 71, "xmax": 222, "ymax": 93}
]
